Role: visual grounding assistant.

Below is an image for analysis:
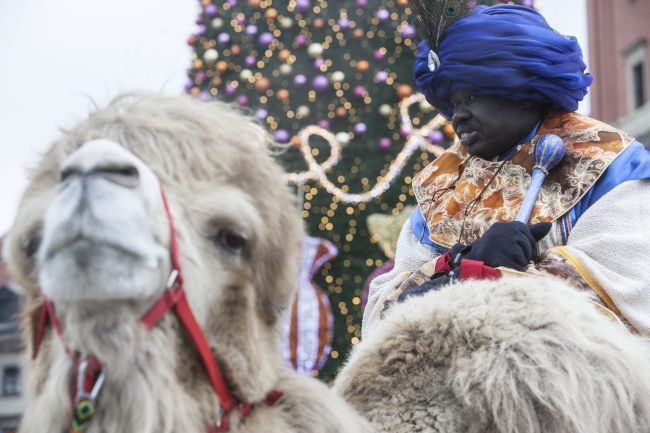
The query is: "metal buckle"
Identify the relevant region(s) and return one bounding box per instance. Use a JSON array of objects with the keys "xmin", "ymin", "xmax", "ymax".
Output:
[
  {"xmin": 75, "ymin": 358, "xmax": 106, "ymax": 405},
  {"xmin": 165, "ymin": 269, "xmax": 180, "ymax": 290}
]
